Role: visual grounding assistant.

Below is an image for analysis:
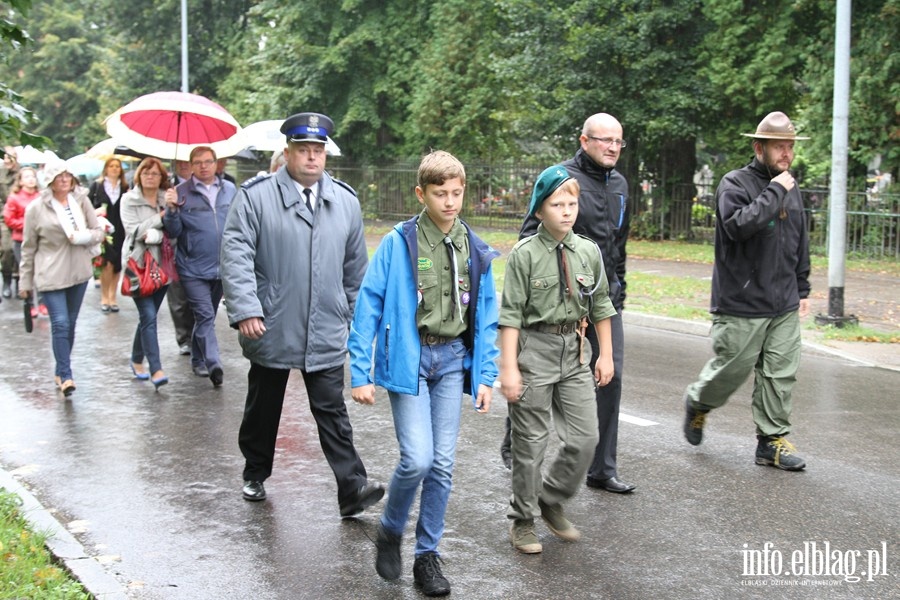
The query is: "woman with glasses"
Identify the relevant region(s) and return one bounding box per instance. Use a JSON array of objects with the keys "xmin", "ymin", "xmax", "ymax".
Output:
[
  {"xmin": 120, "ymin": 157, "xmax": 172, "ymax": 389},
  {"xmin": 18, "ymin": 160, "xmax": 104, "ymax": 397}
]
